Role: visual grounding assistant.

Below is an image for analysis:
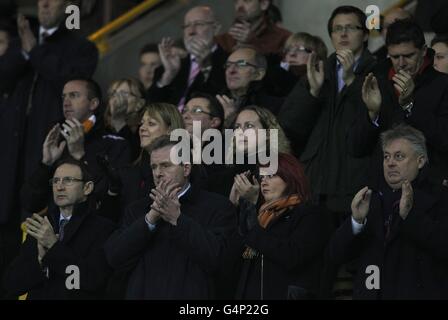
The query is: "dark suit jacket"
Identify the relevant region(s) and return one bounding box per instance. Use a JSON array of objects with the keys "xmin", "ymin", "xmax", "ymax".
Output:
[
  {"xmin": 0, "ymin": 26, "xmax": 98, "ymax": 224},
  {"xmin": 327, "ymin": 173, "xmax": 448, "ymax": 299},
  {"xmin": 348, "ymin": 50, "xmax": 448, "ymax": 188},
  {"xmin": 279, "ymin": 50, "xmax": 377, "ymax": 212},
  {"xmin": 104, "ymin": 184, "xmax": 237, "ymax": 299},
  {"xmin": 3, "ymin": 164, "xmax": 115, "ymax": 300},
  {"xmin": 146, "ymin": 45, "xmax": 228, "ymax": 105}
]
